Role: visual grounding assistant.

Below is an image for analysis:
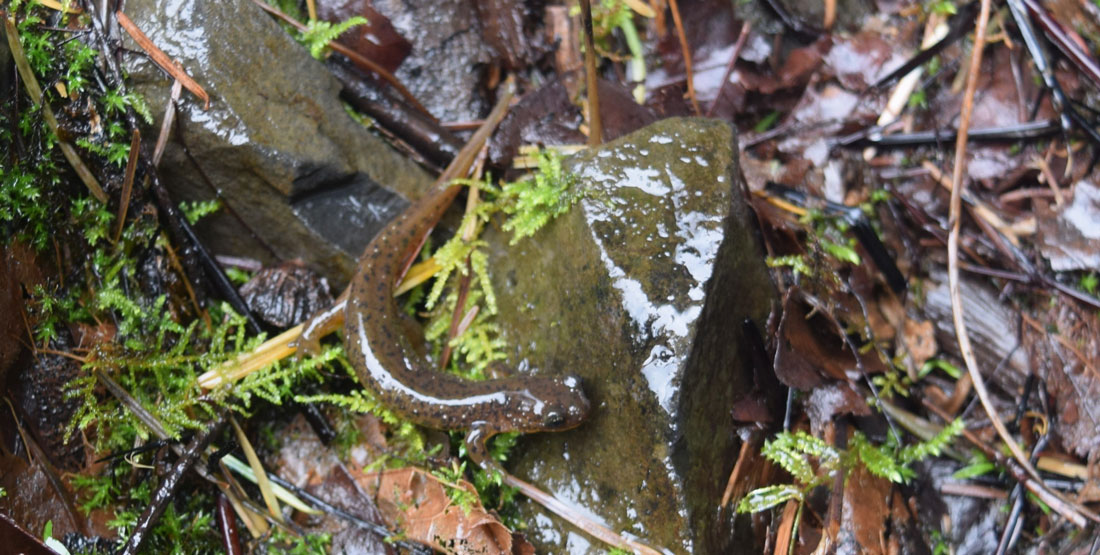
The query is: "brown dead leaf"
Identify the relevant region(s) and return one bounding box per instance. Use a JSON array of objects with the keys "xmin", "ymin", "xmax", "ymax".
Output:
[
  {"xmin": 352, "ymin": 466, "xmax": 514, "ymax": 554},
  {"xmin": 0, "ymin": 453, "xmax": 111, "ymax": 540},
  {"xmin": 902, "ymin": 318, "xmax": 937, "ymax": 370},
  {"xmin": 1033, "ymin": 304, "xmax": 1100, "ymax": 459},
  {"xmin": 775, "ymin": 288, "xmax": 880, "ymax": 387},
  {"xmin": 317, "ymin": 0, "xmax": 411, "ymax": 74},
  {"xmin": 806, "ymin": 383, "xmax": 871, "ymax": 436},
  {"xmin": 836, "ymin": 464, "xmax": 891, "ymax": 554},
  {"xmin": 824, "ymin": 31, "xmax": 907, "ymax": 91},
  {"xmin": 1038, "ymin": 178, "xmax": 1100, "ymax": 272}
]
